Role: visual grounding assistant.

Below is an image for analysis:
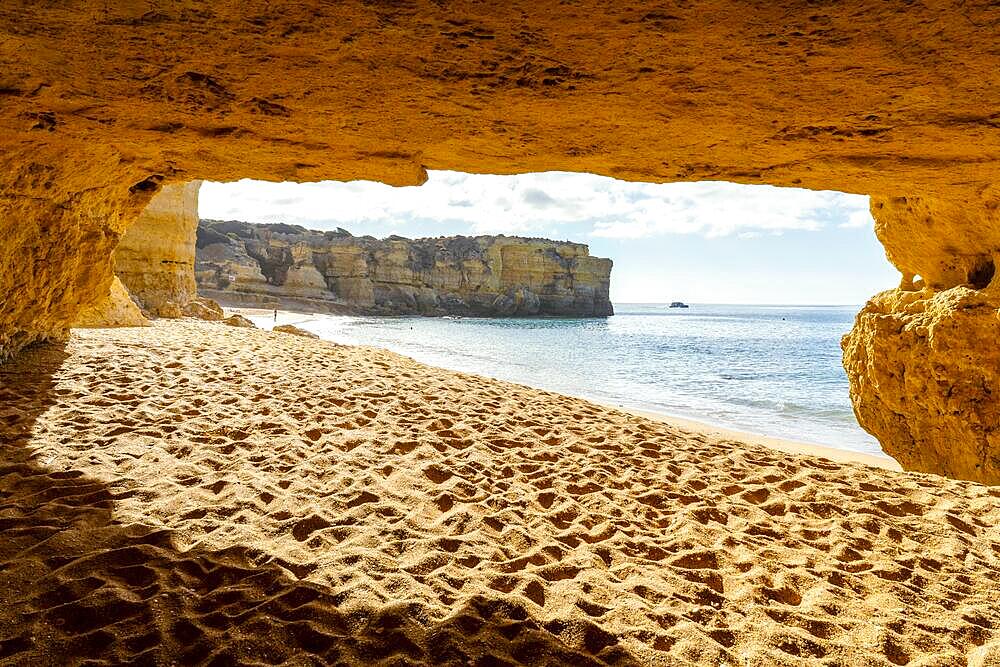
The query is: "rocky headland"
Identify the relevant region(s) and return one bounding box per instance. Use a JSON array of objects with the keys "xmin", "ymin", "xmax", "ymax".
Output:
[{"xmin": 194, "ymin": 219, "xmax": 613, "ymax": 317}]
